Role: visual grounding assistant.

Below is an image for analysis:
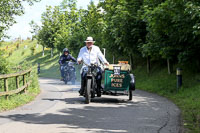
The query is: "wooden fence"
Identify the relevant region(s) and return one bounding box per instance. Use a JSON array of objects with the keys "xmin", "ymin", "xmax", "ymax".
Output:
[{"xmin": 0, "ymin": 68, "xmax": 32, "ymax": 99}]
